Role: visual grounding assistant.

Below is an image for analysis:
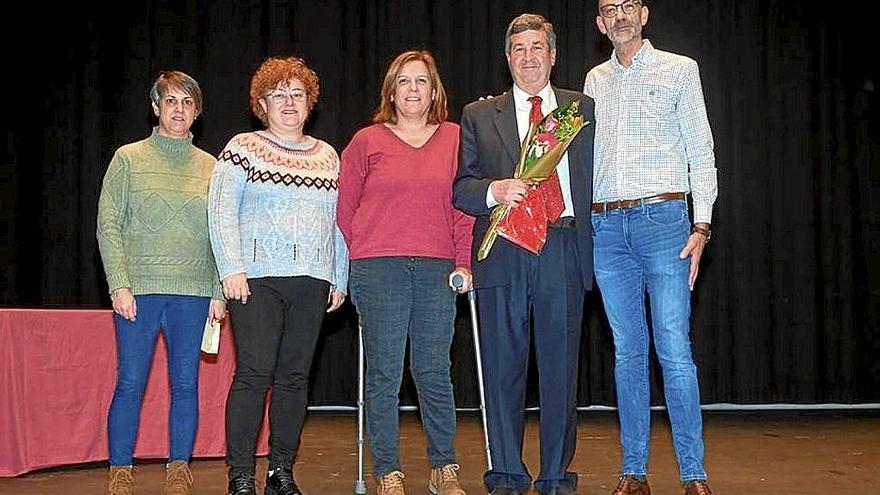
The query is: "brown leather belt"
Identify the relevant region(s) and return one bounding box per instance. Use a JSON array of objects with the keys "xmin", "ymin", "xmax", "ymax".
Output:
[{"xmin": 591, "ymin": 192, "xmax": 686, "ymax": 213}]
